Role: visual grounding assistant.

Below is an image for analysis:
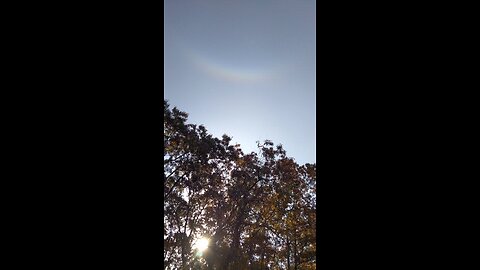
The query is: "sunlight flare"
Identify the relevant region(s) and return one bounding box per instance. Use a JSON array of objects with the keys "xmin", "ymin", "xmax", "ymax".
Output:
[{"xmin": 193, "ymin": 237, "xmax": 209, "ymax": 252}]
